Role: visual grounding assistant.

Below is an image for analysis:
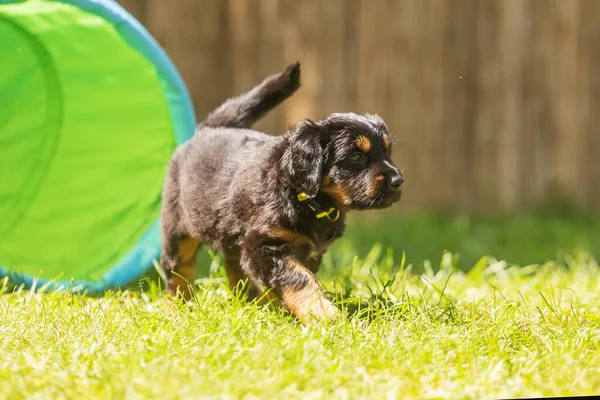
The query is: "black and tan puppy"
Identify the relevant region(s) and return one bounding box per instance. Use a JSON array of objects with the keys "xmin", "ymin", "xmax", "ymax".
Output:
[{"xmin": 160, "ymin": 63, "xmax": 403, "ymax": 323}]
